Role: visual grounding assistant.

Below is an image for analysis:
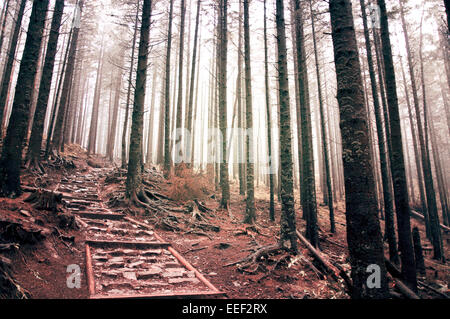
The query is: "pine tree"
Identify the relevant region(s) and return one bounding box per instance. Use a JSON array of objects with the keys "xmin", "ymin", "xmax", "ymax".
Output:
[
  {"xmin": 218, "ymin": 0, "xmax": 230, "ymax": 208},
  {"xmin": 292, "ymin": 0, "xmax": 318, "ymax": 247},
  {"xmin": 360, "ymin": 0, "xmax": 399, "ymax": 264},
  {"xmin": 243, "ymin": 0, "xmax": 255, "ymax": 224},
  {"xmin": 0, "ymin": 0, "xmax": 26, "ymax": 135},
  {"xmin": 378, "ymin": 0, "xmax": 417, "ymax": 290},
  {"xmin": 310, "ymin": 0, "xmax": 334, "ymax": 233},
  {"xmin": 51, "ymin": 0, "xmax": 85, "ymax": 154},
  {"xmin": 0, "ymin": 0, "xmax": 49, "ymax": 196},
  {"xmin": 126, "ymin": 0, "xmax": 152, "ymax": 201},
  {"xmin": 164, "ymin": 0, "xmax": 174, "ymax": 175},
  {"xmin": 276, "ymin": 0, "xmax": 297, "ymax": 254},
  {"xmin": 122, "ymin": 0, "xmax": 140, "ymax": 169},
  {"xmin": 263, "ymin": 0, "xmax": 275, "ymax": 221},
  {"xmin": 26, "ymin": 0, "xmax": 65, "ymax": 171},
  {"xmin": 329, "ymin": 0, "xmax": 388, "ymax": 299}
]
